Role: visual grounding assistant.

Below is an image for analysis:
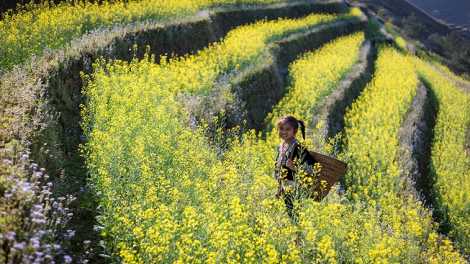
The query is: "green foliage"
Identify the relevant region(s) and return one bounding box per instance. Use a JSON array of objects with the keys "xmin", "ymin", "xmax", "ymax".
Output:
[
  {"xmin": 441, "ymin": 33, "xmax": 470, "ymax": 73},
  {"xmin": 416, "ymin": 48, "xmax": 443, "ymax": 65},
  {"xmin": 376, "ymin": 8, "xmax": 393, "ymax": 24},
  {"xmin": 367, "ymin": 17, "xmax": 380, "ymax": 38},
  {"xmin": 401, "ymin": 12, "xmax": 428, "ymax": 39}
]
